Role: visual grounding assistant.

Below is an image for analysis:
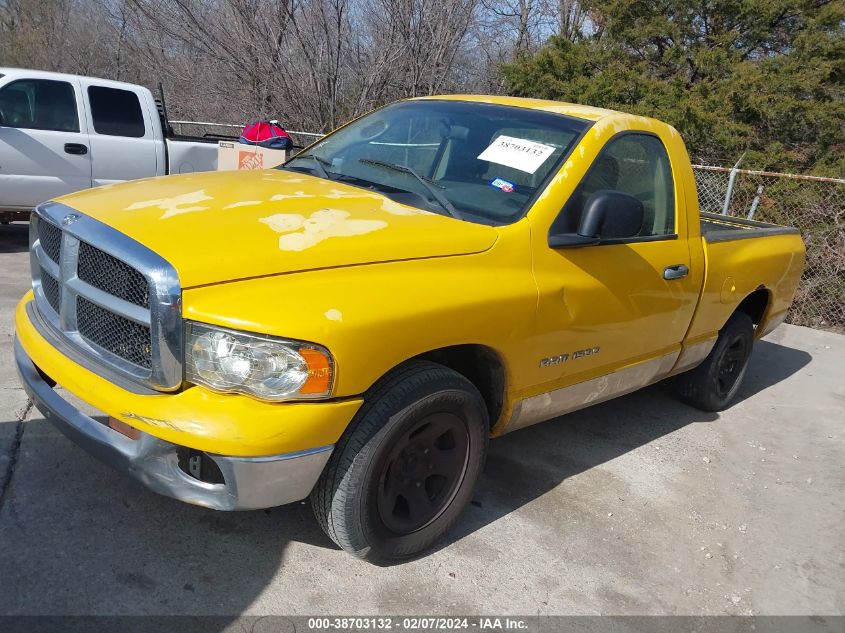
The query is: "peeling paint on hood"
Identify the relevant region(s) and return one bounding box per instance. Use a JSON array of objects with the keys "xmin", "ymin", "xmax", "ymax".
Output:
[{"xmin": 55, "ymin": 169, "xmax": 499, "ymax": 288}]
